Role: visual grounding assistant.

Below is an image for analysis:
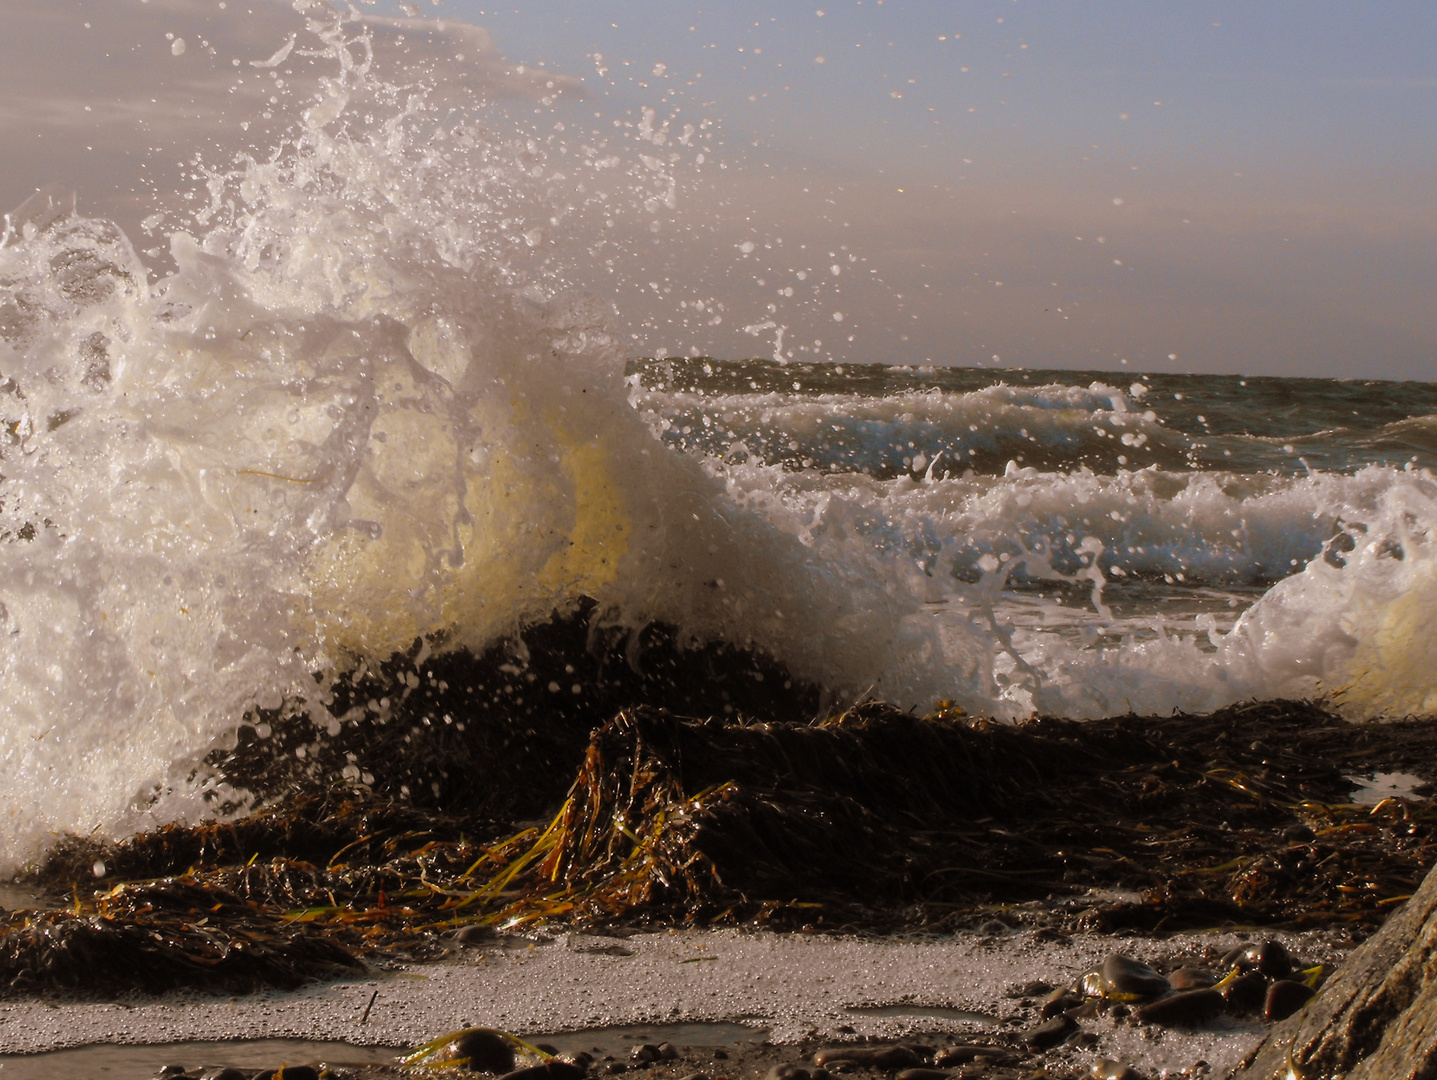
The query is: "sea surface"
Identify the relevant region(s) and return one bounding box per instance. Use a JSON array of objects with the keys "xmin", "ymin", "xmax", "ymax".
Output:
[{"xmin": 2, "ymin": 5, "xmax": 1436, "ymax": 875}]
